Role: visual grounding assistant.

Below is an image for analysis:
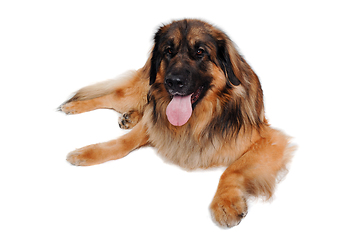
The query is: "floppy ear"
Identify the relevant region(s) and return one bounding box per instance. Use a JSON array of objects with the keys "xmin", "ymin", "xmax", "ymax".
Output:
[
  {"xmin": 217, "ymin": 38, "xmax": 245, "ymax": 86},
  {"xmin": 217, "ymin": 36, "xmax": 265, "ymax": 123},
  {"xmin": 149, "ymin": 29, "xmax": 163, "ymax": 85}
]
